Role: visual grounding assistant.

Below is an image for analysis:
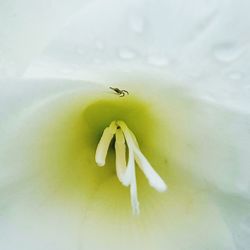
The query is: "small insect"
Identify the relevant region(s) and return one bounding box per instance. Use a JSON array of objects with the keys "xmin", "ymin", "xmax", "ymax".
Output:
[{"xmin": 109, "ymin": 87, "xmax": 129, "ymax": 97}]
